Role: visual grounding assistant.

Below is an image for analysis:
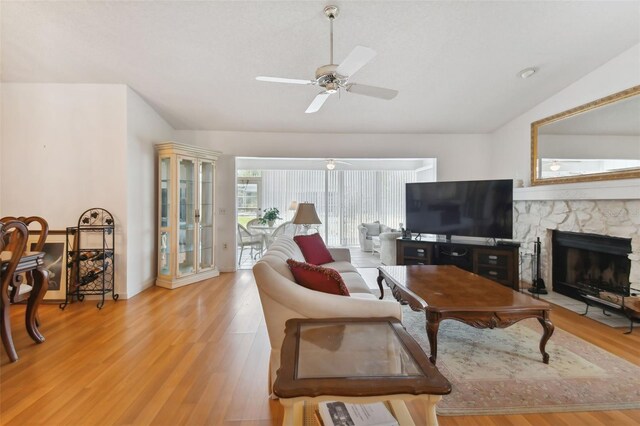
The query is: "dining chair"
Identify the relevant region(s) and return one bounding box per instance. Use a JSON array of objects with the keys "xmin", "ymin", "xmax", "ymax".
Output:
[
  {"xmin": 1, "ymin": 220, "xmax": 29, "ymax": 361},
  {"xmin": 0, "ymin": 216, "xmax": 49, "ymax": 304},
  {"xmin": 246, "ymin": 218, "xmax": 263, "ymax": 234},
  {"xmin": 237, "ymin": 224, "xmax": 264, "ymax": 265},
  {"xmin": 266, "ymin": 221, "xmax": 295, "ymax": 248}
]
